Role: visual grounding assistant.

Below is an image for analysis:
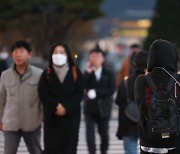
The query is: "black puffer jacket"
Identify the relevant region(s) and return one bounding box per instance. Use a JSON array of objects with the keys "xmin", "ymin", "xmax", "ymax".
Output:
[{"xmin": 135, "ymin": 39, "xmax": 180, "ymax": 148}]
